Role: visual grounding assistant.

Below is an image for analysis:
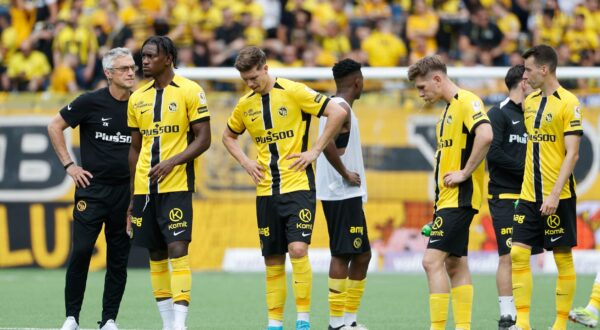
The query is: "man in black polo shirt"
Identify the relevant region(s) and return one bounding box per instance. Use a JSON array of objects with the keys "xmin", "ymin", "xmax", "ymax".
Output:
[
  {"xmin": 486, "ymin": 64, "xmax": 533, "ymax": 329},
  {"xmin": 48, "ymin": 47, "xmax": 137, "ymax": 330}
]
